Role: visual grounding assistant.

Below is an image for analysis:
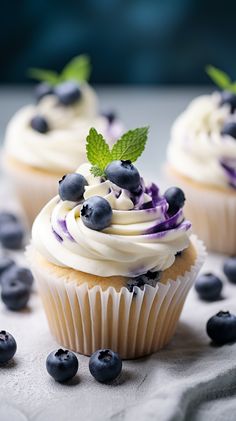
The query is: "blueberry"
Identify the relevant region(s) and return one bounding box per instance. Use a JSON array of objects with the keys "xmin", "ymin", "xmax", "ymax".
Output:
[
  {"xmin": 81, "ymin": 196, "xmax": 112, "ymax": 231},
  {"xmin": 220, "ymin": 91, "xmax": 236, "ymax": 113},
  {"xmin": 195, "ymin": 273, "xmax": 223, "ymax": 301},
  {"xmin": 223, "ymin": 257, "xmax": 236, "ymax": 283},
  {"xmin": 1, "ymin": 266, "xmax": 33, "ymax": 289},
  {"xmin": 46, "ymin": 349, "xmax": 78, "ymax": 382},
  {"xmin": 0, "ymin": 331, "xmax": 17, "ymax": 364},
  {"xmin": 0, "ymin": 222, "xmax": 24, "ymax": 249},
  {"xmin": 164, "ymin": 187, "xmax": 186, "ymax": 216},
  {"xmin": 35, "ymin": 83, "xmax": 53, "ymax": 102},
  {"xmin": 221, "ymin": 122, "xmax": 236, "ymax": 139},
  {"xmin": 127, "ymin": 271, "xmax": 161, "ymax": 292},
  {"xmin": 105, "ymin": 160, "xmax": 141, "ymax": 191},
  {"xmin": 59, "ymin": 173, "xmax": 87, "ymax": 202},
  {"xmin": 0, "ymin": 256, "xmax": 15, "ymax": 279},
  {"xmin": 102, "ymin": 111, "xmax": 116, "ymax": 124},
  {"xmin": 89, "ymin": 349, "xmax": 122, "ymax": 383},
  {"xmin": 0, "ymin": 212, "xmax": 18, "ymax": 224},
  {"xmin": 206, "ymin": 311, "xmax": 236, "ymax": 345},
  {"xmin": 1, "ymin": 279, "xmax": 31, "ymax": 311},
  {"xmin": 30, "ymin": 115, "xmax": 49, "ymax": 134},
  {"xmin": 55, "ymin": 81, "xmax": 81, "ymax": 106}
]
